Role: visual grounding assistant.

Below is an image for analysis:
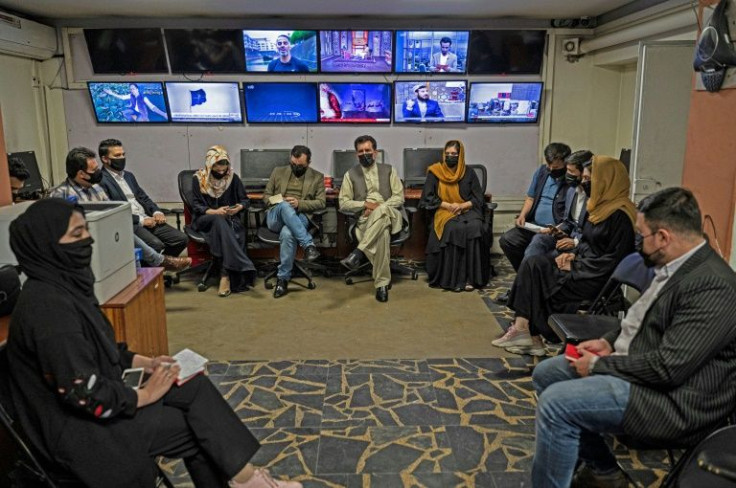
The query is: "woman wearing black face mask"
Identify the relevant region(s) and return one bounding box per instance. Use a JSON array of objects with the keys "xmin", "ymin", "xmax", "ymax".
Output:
[
  {"xmin": 191, "ymin": 145, "xmax": 256, "ymax": 297},
  {"xmin": 419, "ymin": 140, "xmax": 491, "ymax": 292},
  {"xmin": 5, "ymin": 199, "xmax": 300, "ymax": 488}
]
